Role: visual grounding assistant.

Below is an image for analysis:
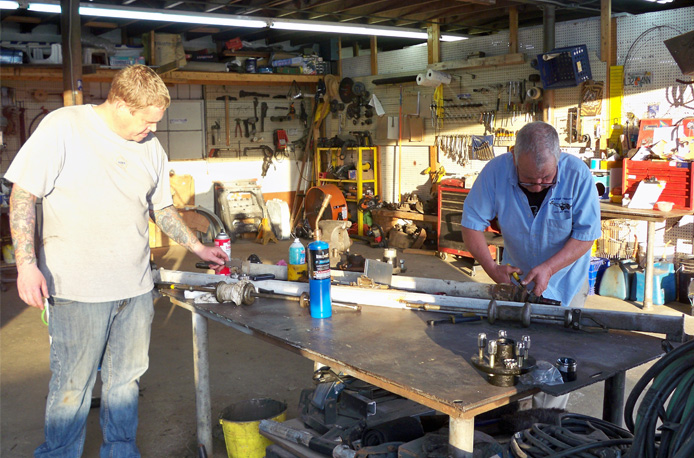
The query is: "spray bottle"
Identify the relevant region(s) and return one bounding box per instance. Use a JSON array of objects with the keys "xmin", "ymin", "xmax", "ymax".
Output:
[
  {"xmin": 288, "ymin": 238, "xmax": 307, "ymax": 281},
  {"xmin": 307, "ymin": 195, "xmax": 332, "ymax": 318}
]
